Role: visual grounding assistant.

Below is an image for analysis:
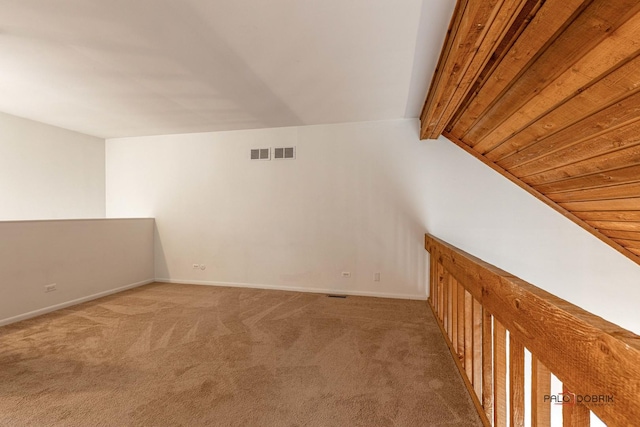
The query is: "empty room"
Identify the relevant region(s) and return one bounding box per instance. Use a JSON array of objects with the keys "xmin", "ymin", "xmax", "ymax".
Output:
[{"xmin": 1, "ymin": 0, "xmax": 639, "ymax": 426}]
